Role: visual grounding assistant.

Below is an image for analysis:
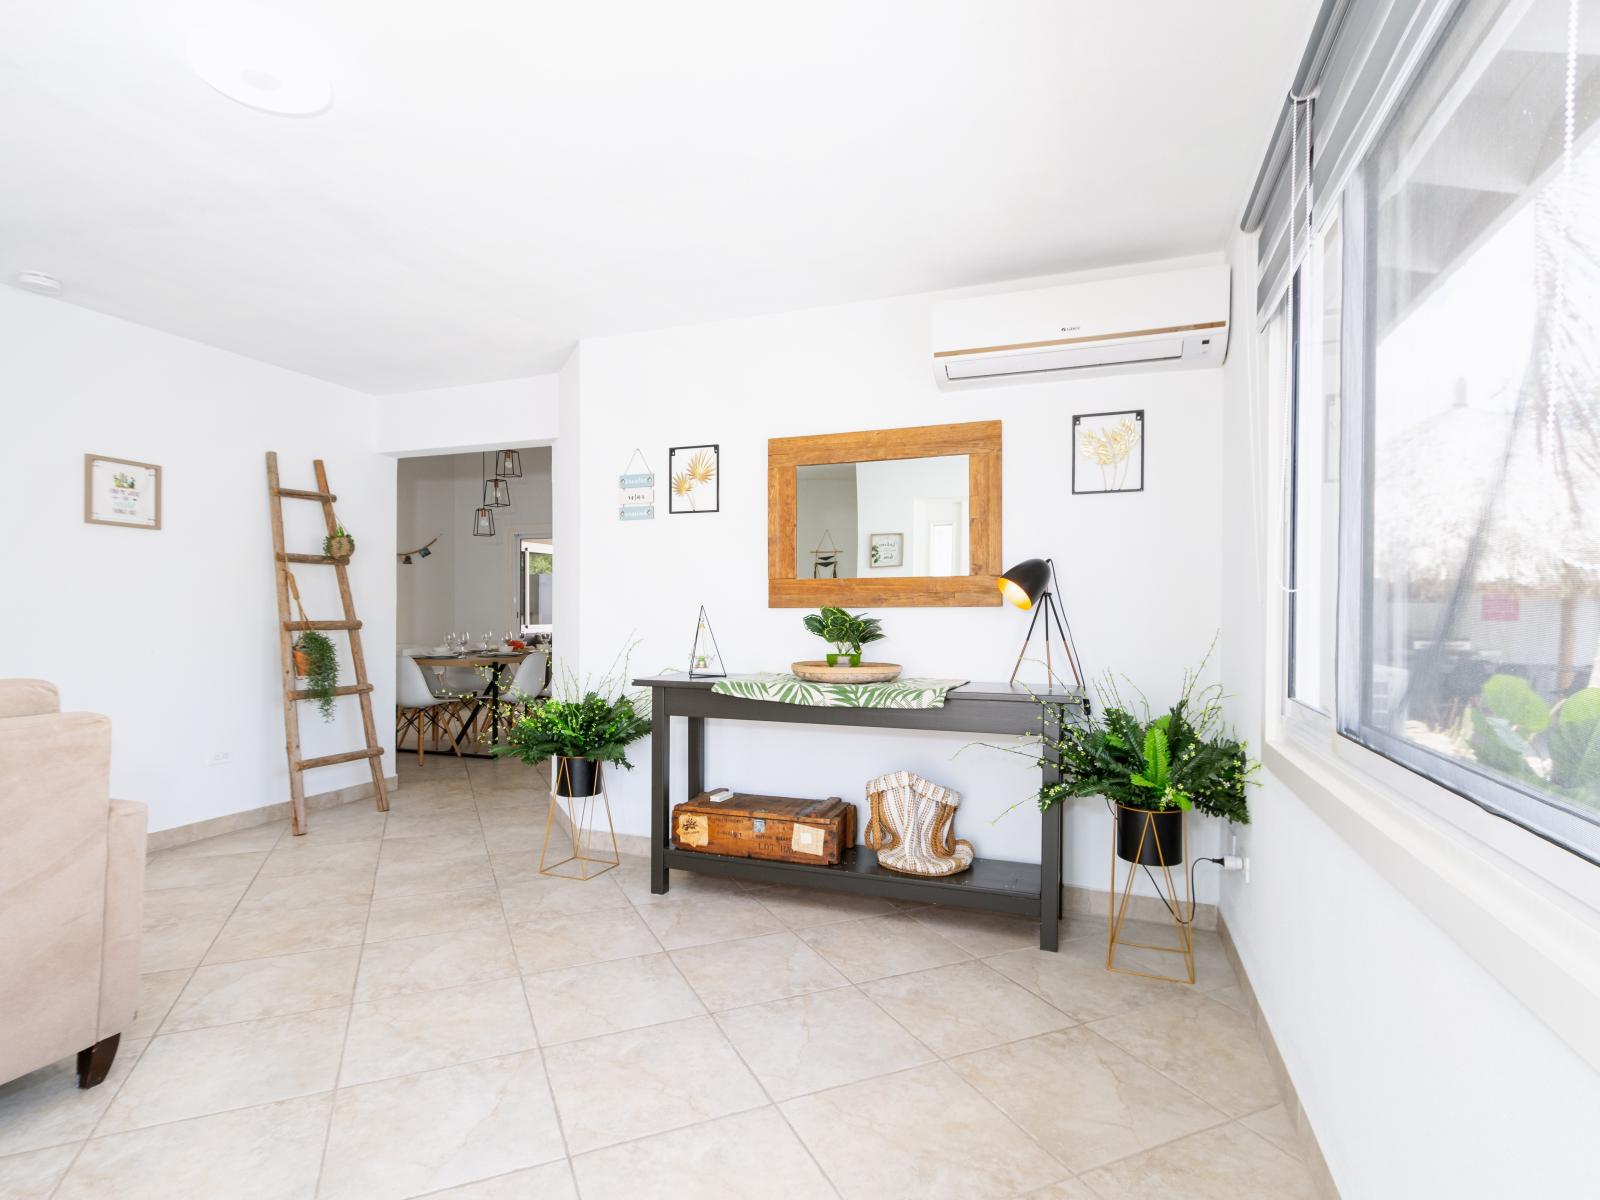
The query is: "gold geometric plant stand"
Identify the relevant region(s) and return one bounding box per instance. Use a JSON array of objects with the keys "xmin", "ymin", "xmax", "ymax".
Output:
[
  {"xmin": 540, "ymin": 758, "xmax": 621, "ymax": 881},
  {"xmin": 1106, "ymin": 804, "xmax": 1195, "ymax": 985}
]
